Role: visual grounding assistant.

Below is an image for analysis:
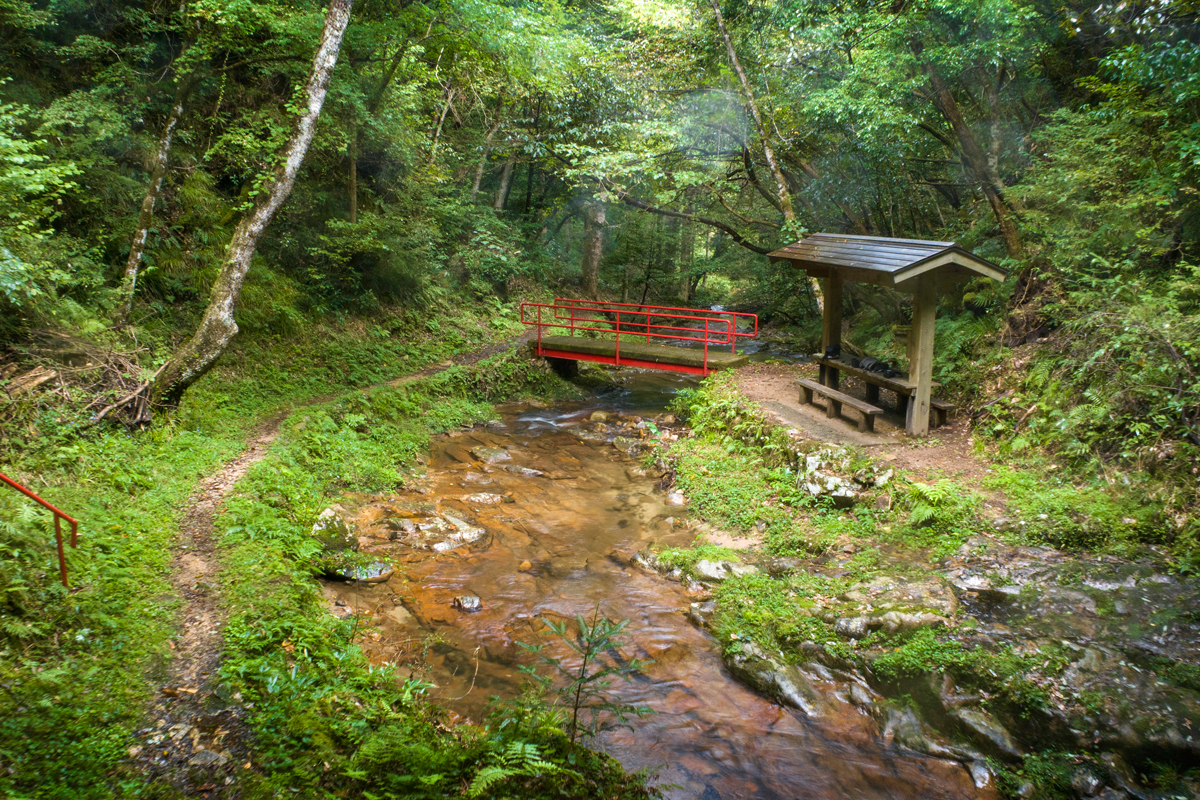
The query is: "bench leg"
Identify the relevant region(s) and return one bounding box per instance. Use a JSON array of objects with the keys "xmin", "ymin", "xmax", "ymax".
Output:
[
  {"xmin": 800, "ymin": 386, "xmax": 813, "ymax": 405},
  {"xmin": 866, "ymin": 384, "xmax": 880, "ymax": 405},
  {"xmin": 931, "ymin": 407, "xmax": 947, "ymax": 428},
  {"xmin": 826, "ymin": 398, "xmax": 841, "ymax": 420},
  {"xmin": 862, "ymin": 414, "xmax": 875, "ymax": 433}
]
